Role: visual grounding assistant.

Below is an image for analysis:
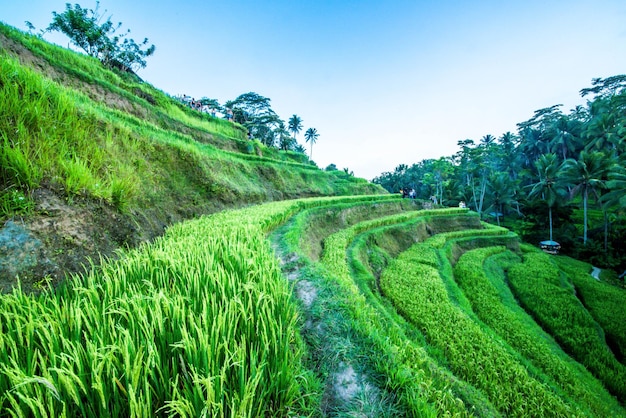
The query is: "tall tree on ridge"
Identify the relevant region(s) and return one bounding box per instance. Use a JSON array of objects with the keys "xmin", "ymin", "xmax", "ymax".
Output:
[
  {"xmin": 528, "ymin": 153, "xmax": 564, "ymax": 242},
  {"xmin": 601, "ymin": 157, "xmax": 626, "ymax": 210},
  {"xmin": 288, "ymin": 115, "xmax": 303, "ymax": 141},
  {"xmin": 561, "ymin": 151, "xmax": 611, "ymax": 245},
  {"xmin": 304, "ymin": 128, "xmax": 319, "ymax": 159},
  {"xmin": 275, "ymin": 120, "xmax": 294, "ymax": 151},
  {"xmin": 47, "ymin": 1, "xmax": 155, "ymax": 72},
  {"xmin": 549, "ymin": 115, "xmax": 582, "ymax": 162},
  {"xmin": 487, "ymin": 172, "xmax": 518, "ymax": 226},
  {"xmin": 227, "ymin": 92, "xmax": 281, "ymax": 146}
]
